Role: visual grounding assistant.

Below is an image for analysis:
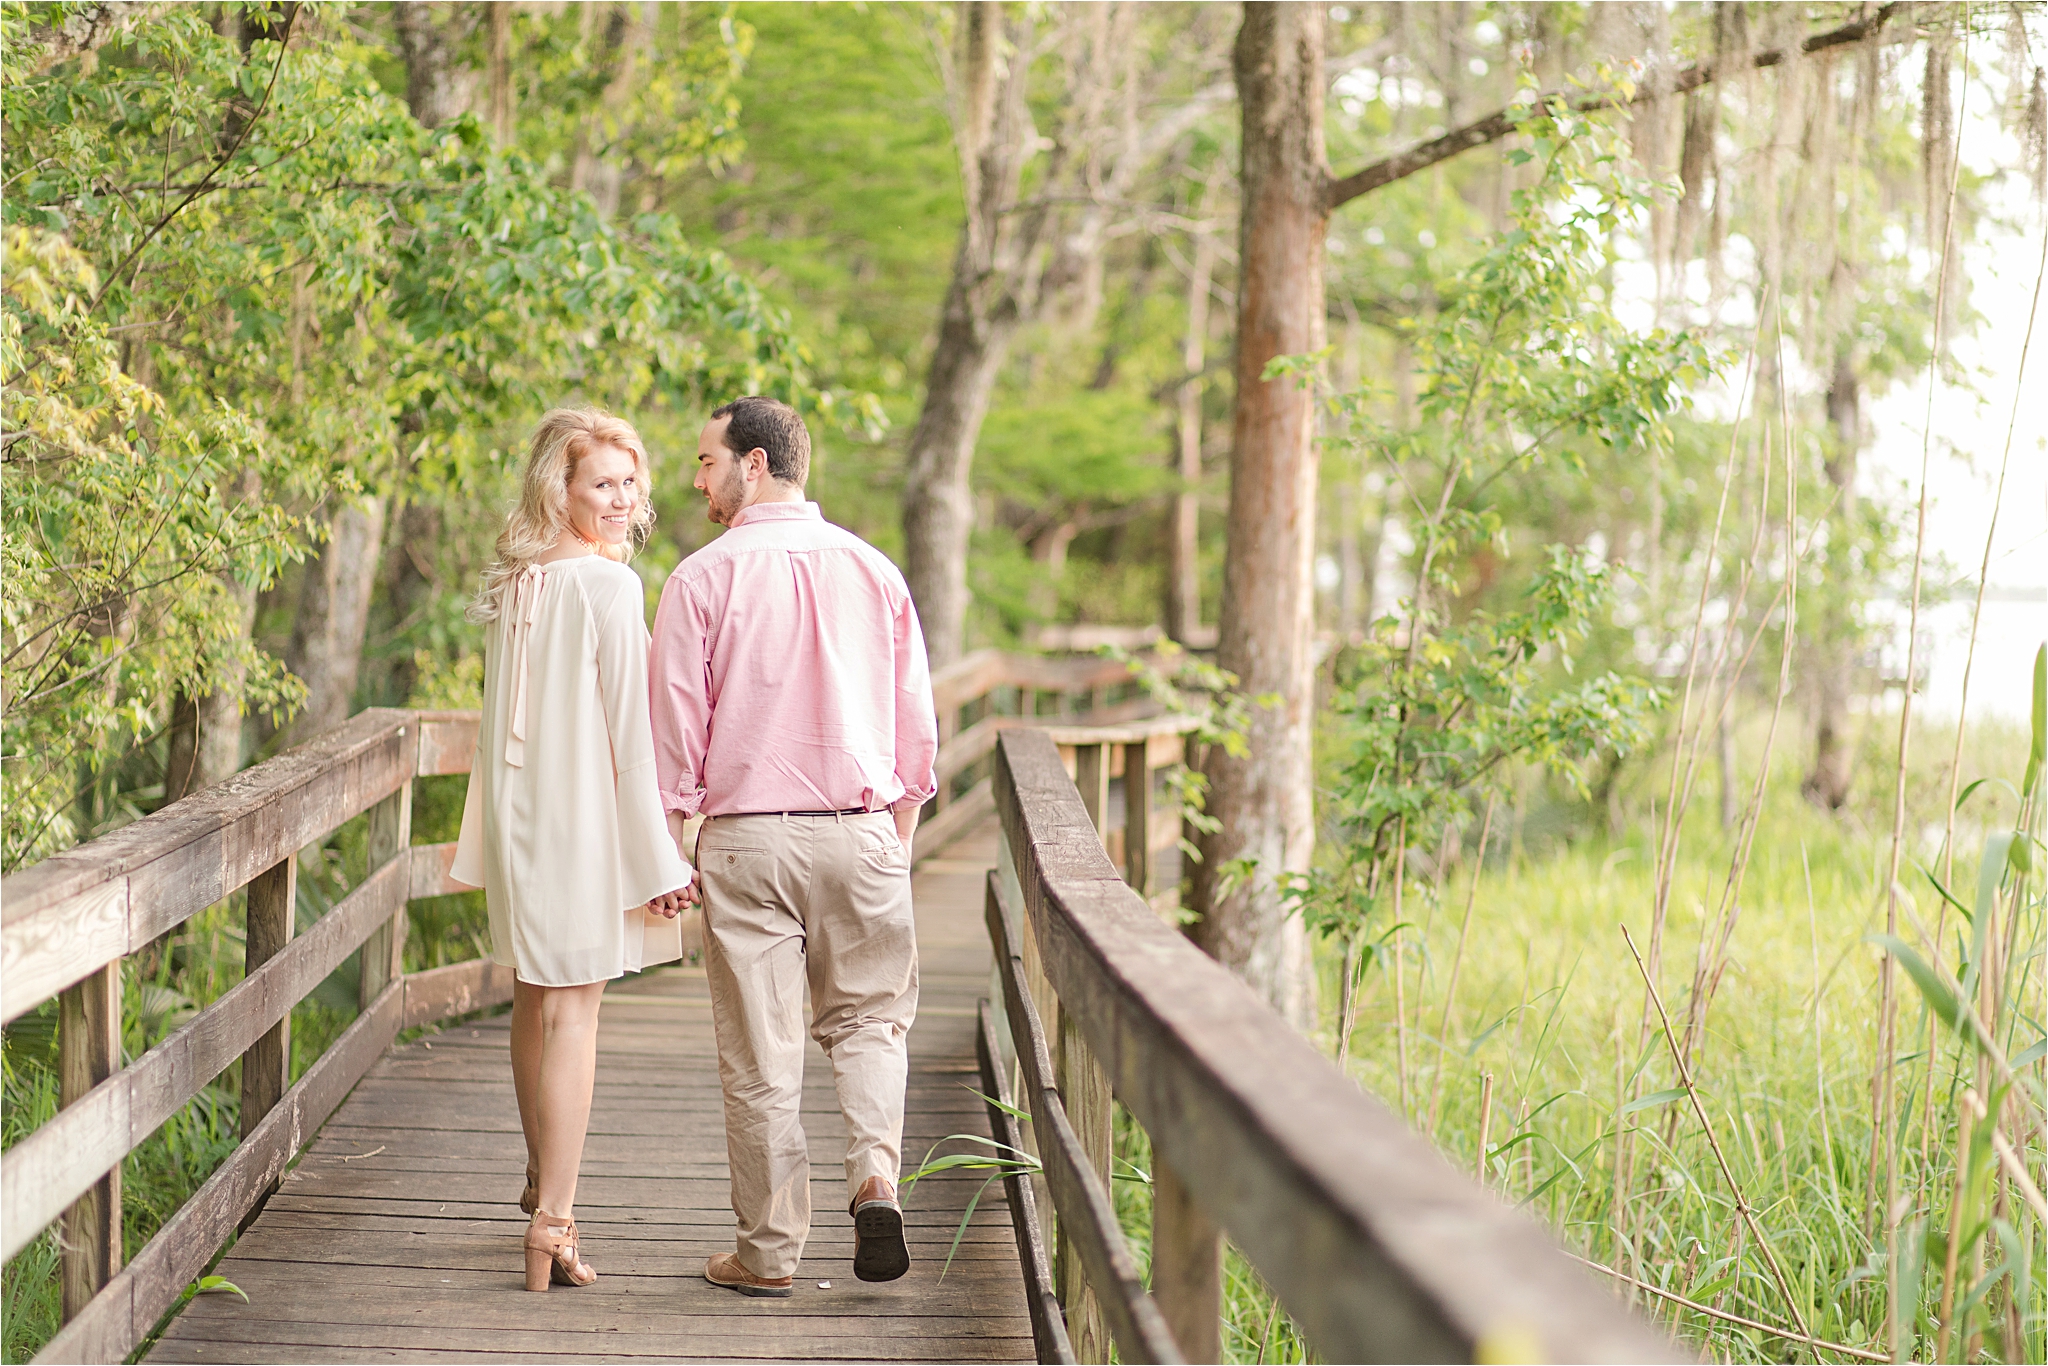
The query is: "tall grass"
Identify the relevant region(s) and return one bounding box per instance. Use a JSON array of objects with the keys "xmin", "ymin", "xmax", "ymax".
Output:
[
  {"xmin": 1313, "ymin": 711, "xmax": 2043, "ymax": 1363},
  {"xmin": 1094, "ymin": 709, "xmax": 2041, "ymax": 1365}
]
